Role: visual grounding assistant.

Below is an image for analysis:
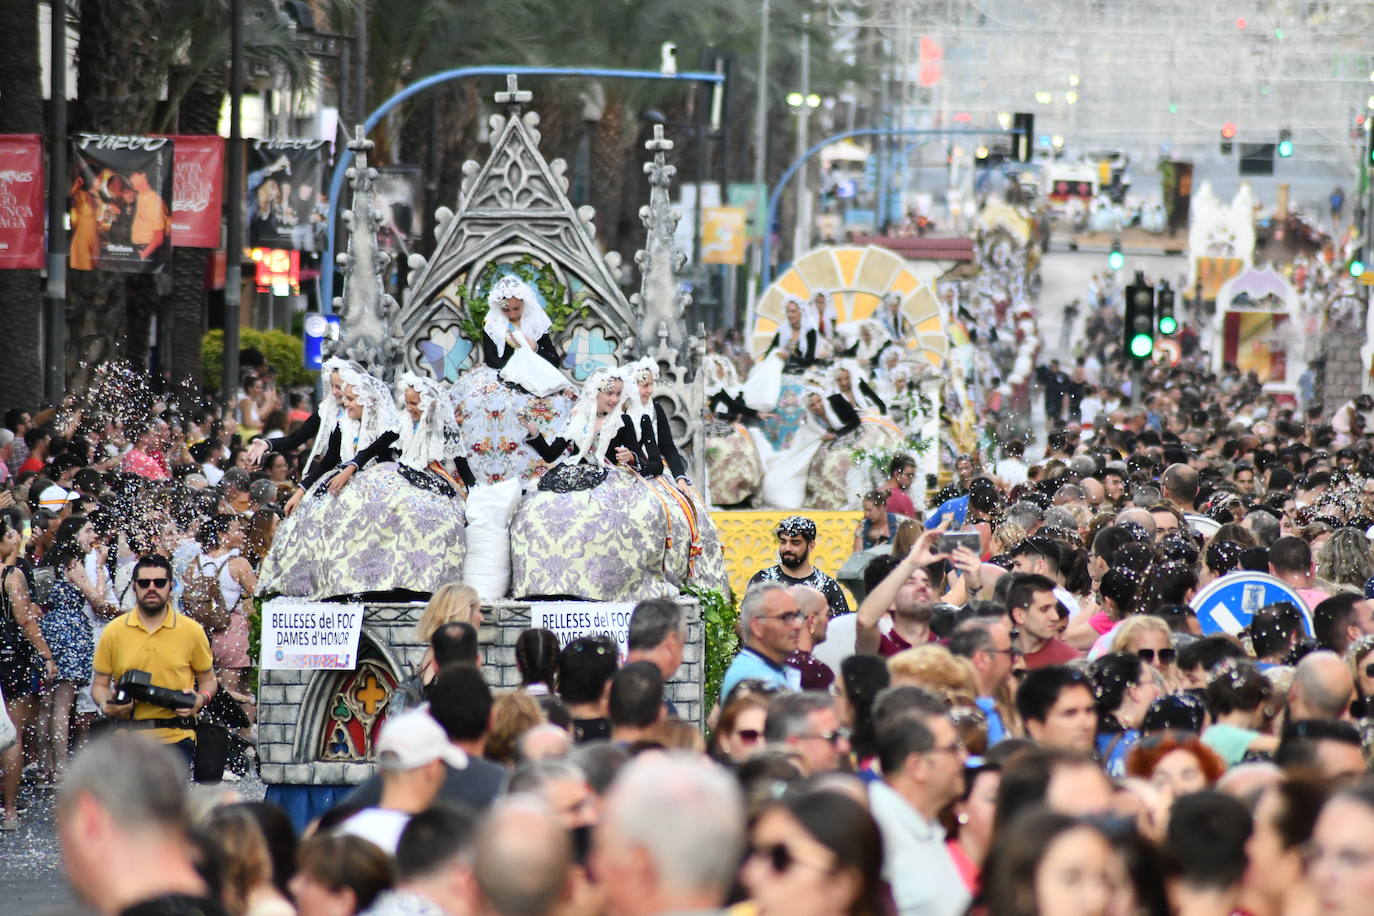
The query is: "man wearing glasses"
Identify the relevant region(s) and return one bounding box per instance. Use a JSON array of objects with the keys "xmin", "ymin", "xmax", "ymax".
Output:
[
  {"xmin": 720, "ymin": 583, "xmax": 804, "ymax": 699},
  {"xmin": 90, "ymin": 555, "xmax": 217, "ymax": 769}
]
